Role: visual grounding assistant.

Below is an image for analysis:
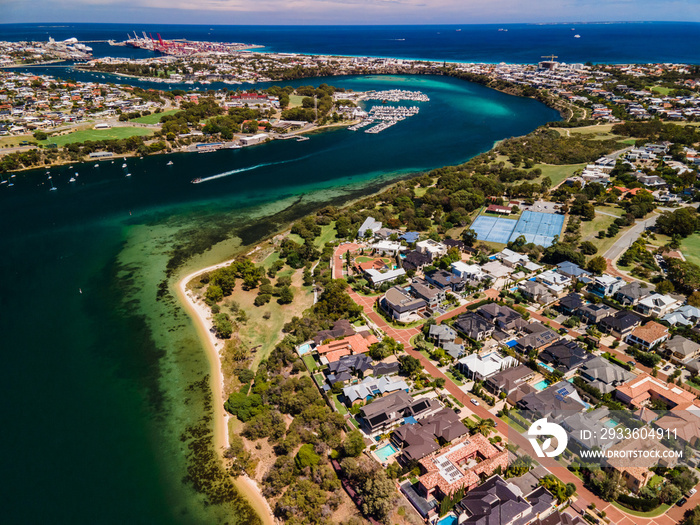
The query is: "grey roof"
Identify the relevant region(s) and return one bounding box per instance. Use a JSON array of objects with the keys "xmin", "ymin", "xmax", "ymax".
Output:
[
  {"xmin": 563, "ymin": 408, "xmax": 621, "ymax": 450},
  {"xmin": 454, "ymin": 312, "xmax": 495, "ymax": 340},
  {"xmin": 328, "ymin": 353, "xmax": 373, "ymax": 376},
  {"xmin": 313, "ymin": 319, "xmax": 356, "ymax": 345},
  {"xmin": 578, "ymin": 356, "xmax": 635, "ymax": 394},
  {"xmin": 402, "ymin": 250, "xmax": 432, "ymax": 271},
  {"xmin": 666, "ymin": 335, "xmax": 700, "ymax": 358},
  {"xmin": 614, "ymin": 281, "xmax": 652, "ymax": 302},
  {"xmin": 517, "ymin": 381, "xmax": 587, "ymax": 421},
  {"xmin": 358, "ymin": 216, "xmax": 381, "ymax": 236},
  {"xmin": 410, "ymin": 280, "xmax": 442, "ymax": 301},
  {"xmin": 372, "ymin": 361, "xmax": 400, "ymax": 376},
  {"xmin": 395, "ymin": 408, "xmax": 468, "ymax": 462},
  {"xmin": 477, "ymin": 303, "xmax": 524, "ymax": 330},
  {"xmin": 577, "ymin": 303, "xmax": 616, "ymax": 321},
  {"xmin": 600, "ymin": 310, "xmax": 642, "ymax": 333},
  {"xmin": 539, "ymin": 340, "xmax": 593, "ymax": 373},
  {"xmin": 383, "ymin": 286, "xmax": 426, "ymax": 313},
  {"xmin": 428, "ymin": 323, "xmax": 457, "ymax": 343},
  {"xmin": 486, "ymin": 364, "xmax": 534, "ymax": 394},
  {"xmin": 515, "ymin": 323, "xmax": 560, "ymax": 351},
  {"xmin": 425, "ymin": 268, "xmax": 465, "ymax": 288},
  {"xmin": 557, "ymin": 261, "xmax": 590, "ymax": 278},
  {"xmin": 558, "ymin": 293, "xmax": 585, "ymax": 311},
  {"xmin": 444, "ymin": 342, "xmax": 466, "ymax": 359}
]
